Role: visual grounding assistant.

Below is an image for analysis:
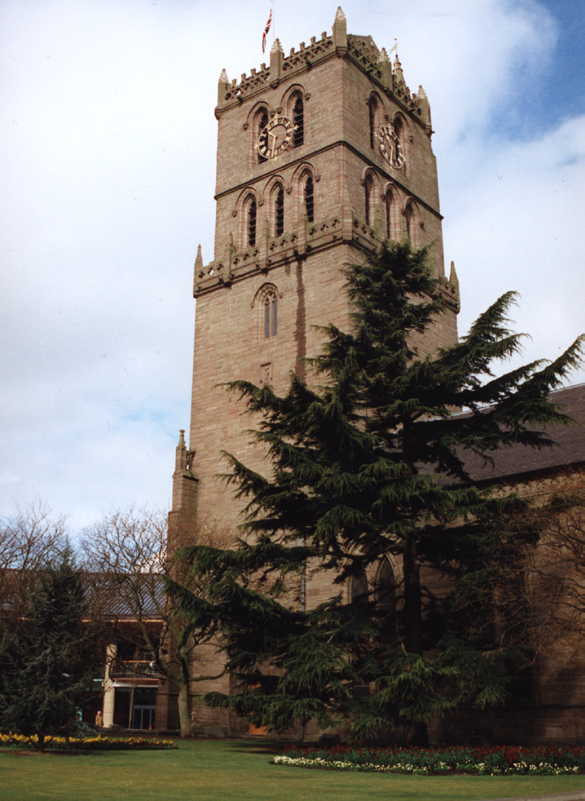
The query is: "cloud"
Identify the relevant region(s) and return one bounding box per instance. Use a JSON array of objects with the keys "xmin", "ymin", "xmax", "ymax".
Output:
[{"xmin": 1, "ymin": 0, "xmax": 583, "ymax": 530}]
